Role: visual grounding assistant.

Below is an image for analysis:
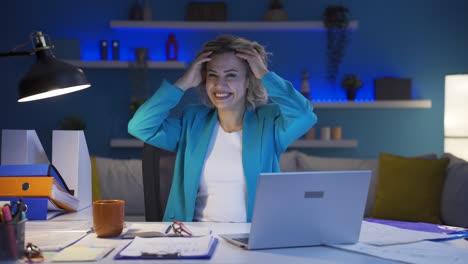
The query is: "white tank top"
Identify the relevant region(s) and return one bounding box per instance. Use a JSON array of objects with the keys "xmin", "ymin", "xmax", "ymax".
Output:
[{"xmin": 193, "ymin": 122, "xmax": 246, "ymax": 222}]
